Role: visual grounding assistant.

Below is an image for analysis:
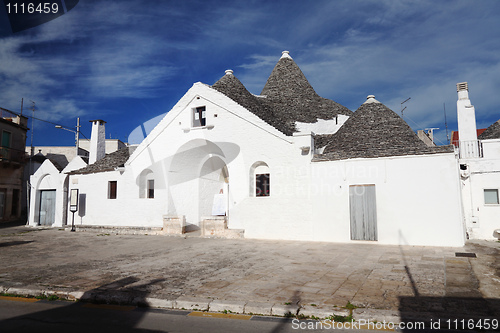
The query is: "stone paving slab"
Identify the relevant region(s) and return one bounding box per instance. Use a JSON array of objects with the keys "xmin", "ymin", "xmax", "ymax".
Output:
[{"xmin": 0, "ymin": 226, "xmax": 499, "ymax": 322}]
